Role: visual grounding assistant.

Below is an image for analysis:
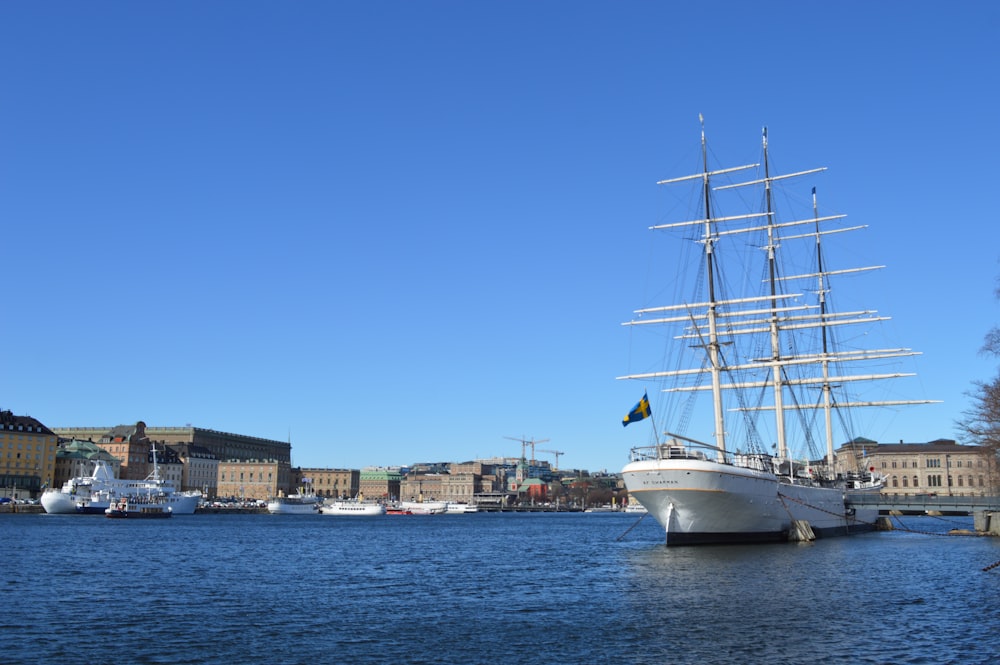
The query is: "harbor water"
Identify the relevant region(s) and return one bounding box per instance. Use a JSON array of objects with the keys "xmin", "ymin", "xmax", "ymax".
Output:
[{"xmin": 3, "ymin": 511, "xmax": 1000, "ymax": 664}]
